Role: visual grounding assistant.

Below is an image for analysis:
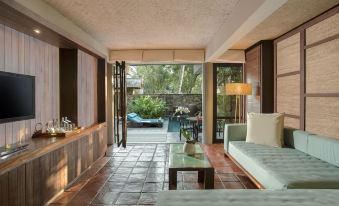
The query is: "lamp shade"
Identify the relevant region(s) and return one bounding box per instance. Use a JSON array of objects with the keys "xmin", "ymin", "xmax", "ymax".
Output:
[{"xmin": 225, "ymin": 83, "xmax": 252, "ymax": 95}]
